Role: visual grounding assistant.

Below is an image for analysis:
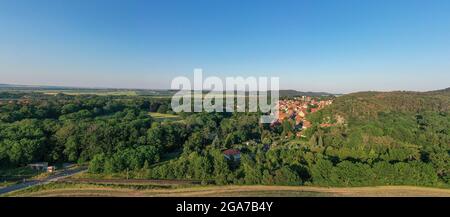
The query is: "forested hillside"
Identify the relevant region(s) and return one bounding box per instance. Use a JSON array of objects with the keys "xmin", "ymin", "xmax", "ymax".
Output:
[{"xmin": 304, "ymin": 89, "xmax": 450, "ymax": 186}]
